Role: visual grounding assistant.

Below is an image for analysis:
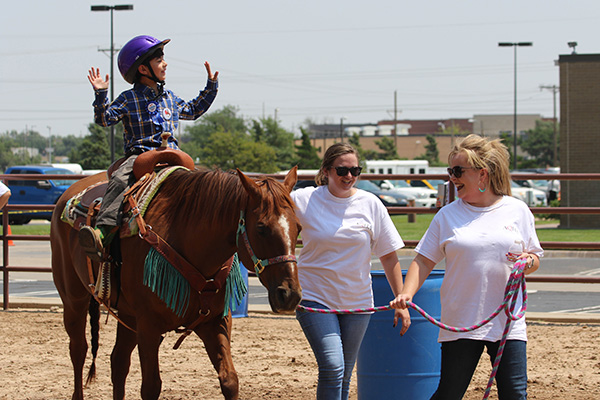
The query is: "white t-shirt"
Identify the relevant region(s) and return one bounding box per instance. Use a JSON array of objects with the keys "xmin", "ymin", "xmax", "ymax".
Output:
[
  {"xmin": 291, "ymin": 185, "xmax": 404, "ymax": 310},
  {"xmin": 0, "ymin": 182, "xmax": 9, "ymax": 197},
  {"xmin": 416, "ymin": 196, "xmax": 543, "ymax": 343}
]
